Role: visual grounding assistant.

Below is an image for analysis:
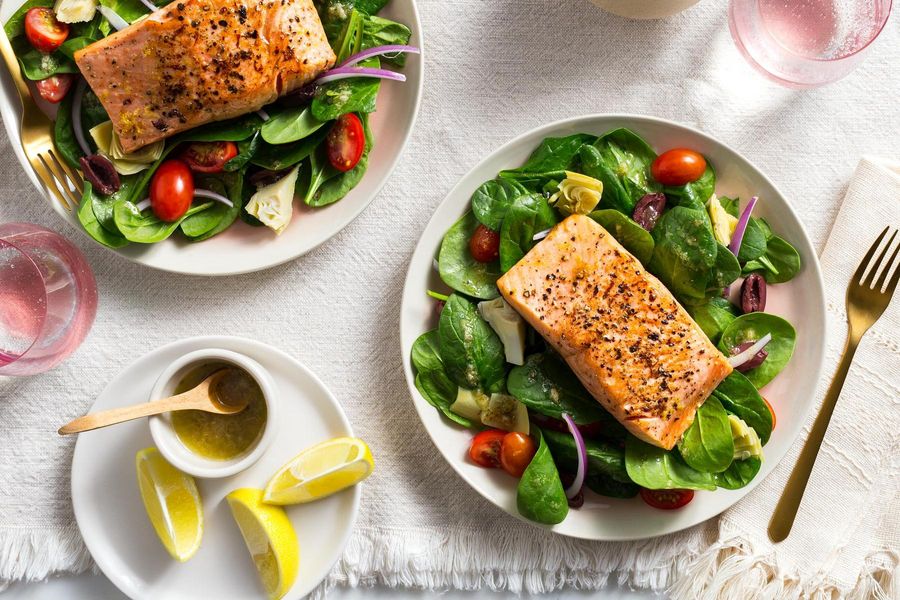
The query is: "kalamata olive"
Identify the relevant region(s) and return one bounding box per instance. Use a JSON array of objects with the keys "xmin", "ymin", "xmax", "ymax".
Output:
[
  {"xmin": 278, "ymin": 82, "xmax": 319, "ymax": 107},
  {"xmin": 248, "ymin": 168, "xmax": 291, "ymax": 188},
  {"xmin": 559, "ymin": 473, "xmax": 584, "ymax": 508},
  {"xmin": 732, "ymin": 341, "xmax": 768, "ymax": 372},
  {"xmin": 79, "ymin": 154, "xmax": 120, "ymax": 196},
  {"xmin": 741, "ymin": 273, "xmax": 767, "ymax": 313},
  {"xmin": 632, "ymin": 193, "xmax": 667, "ymax": 231}
]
